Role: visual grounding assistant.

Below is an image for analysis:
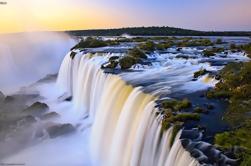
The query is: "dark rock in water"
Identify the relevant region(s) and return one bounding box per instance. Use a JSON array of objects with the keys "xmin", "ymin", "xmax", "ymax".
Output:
[
  {"xmin": 176, "ymin": 54, "xmax": 189, "ymax": 59},
  {"xmin": 194, "ymin": 107, "xmax": 209, "ymax": 114},
  {"xmin": 181, "ymin": 129, "xmax": 202, "ymax": 141},
  {"xmin": 70, "ymin": 51, "xmax": 76, "ymax": 59},
  {"xmin": 192, "ymin": 78, "xmax": 197, "ymax": 81},
  {"xmin": 176, "ymin": 47, "xmax": 182, "ymax": 51},
  {"xmin": 46, "ymin": 124, "xmax": 75, "ymax": 138},
  {"xmin": 23, "ymin": 102, "xmax": 49, "ymax": 117},
  {"xmin": 199, "ymin": 93, "xmax": 205, "ymax": 98},
  {"xmin": 215, "ymin": 74, "xmax": 221, "ymax": 80},
  {"xmin": 17, "ymin": 115, "xmax": 37, "ymax": 126},
  {"xmin": 204, "ymin": 103, "xmax": 215, "ymax": 110},
  {"xmin": 65, "ymin": 96, "xmax": 72, "ymax": 101},
  {"xmin": 40, "ymin": 112, "xmax": 60, "ymax": 120}
]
